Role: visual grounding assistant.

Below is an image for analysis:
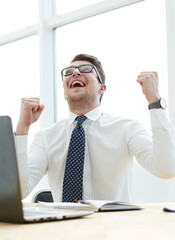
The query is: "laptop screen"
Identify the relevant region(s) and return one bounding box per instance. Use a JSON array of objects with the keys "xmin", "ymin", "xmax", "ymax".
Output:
[{"xmin": 0, "ymin": 116, "xmax": 24, "ymax": 223}]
